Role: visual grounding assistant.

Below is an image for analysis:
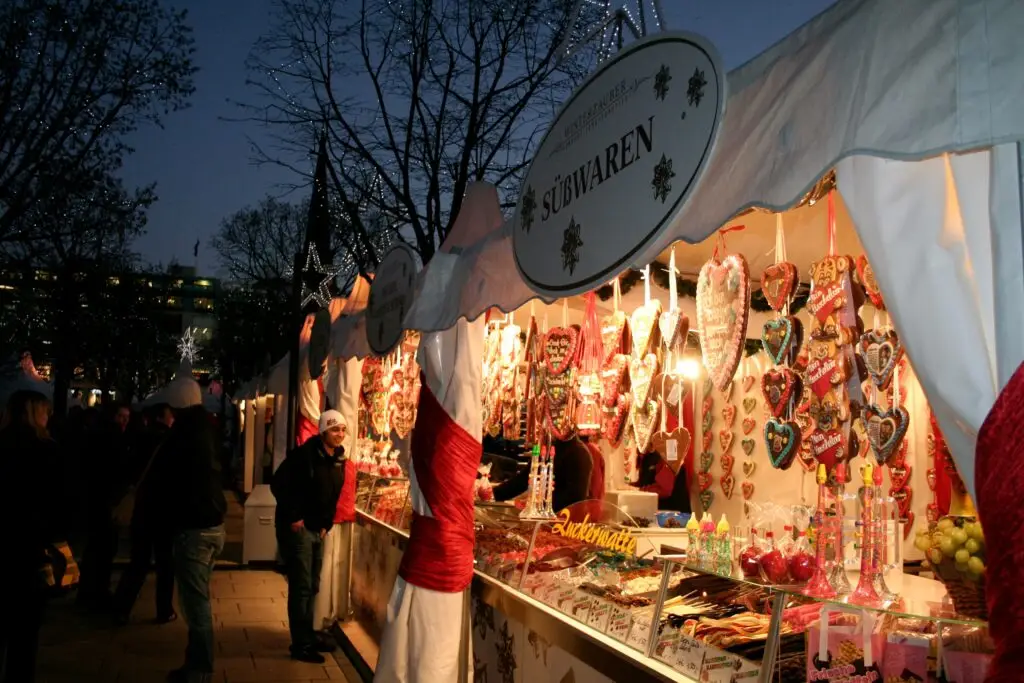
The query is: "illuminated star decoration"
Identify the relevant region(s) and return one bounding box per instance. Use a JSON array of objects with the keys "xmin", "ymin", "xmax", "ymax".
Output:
[
  {"xmin": 299, "ymin": 242, "xmax": 342, "ymax": 309},
  {"xmin": 687, "ymin": 67, "xmax": 708, "ymax": 108},
  {"xmin": 652, "ymin": 154, "xmax": 676, "ymax": 203},
  {"xmin": 557, "ymin": 0, "xmax": 666, "ymax": 64},
  {"xmin": 177, "ymin": 327, "xmax": 199, "ymax": 363},
  {"xmin": 654, "ymin": 64, "xmax": 671, "ymax": 100},
  {"xmin": 561, "ymin": 217, "xmax": 584, "ymax": 275}
]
